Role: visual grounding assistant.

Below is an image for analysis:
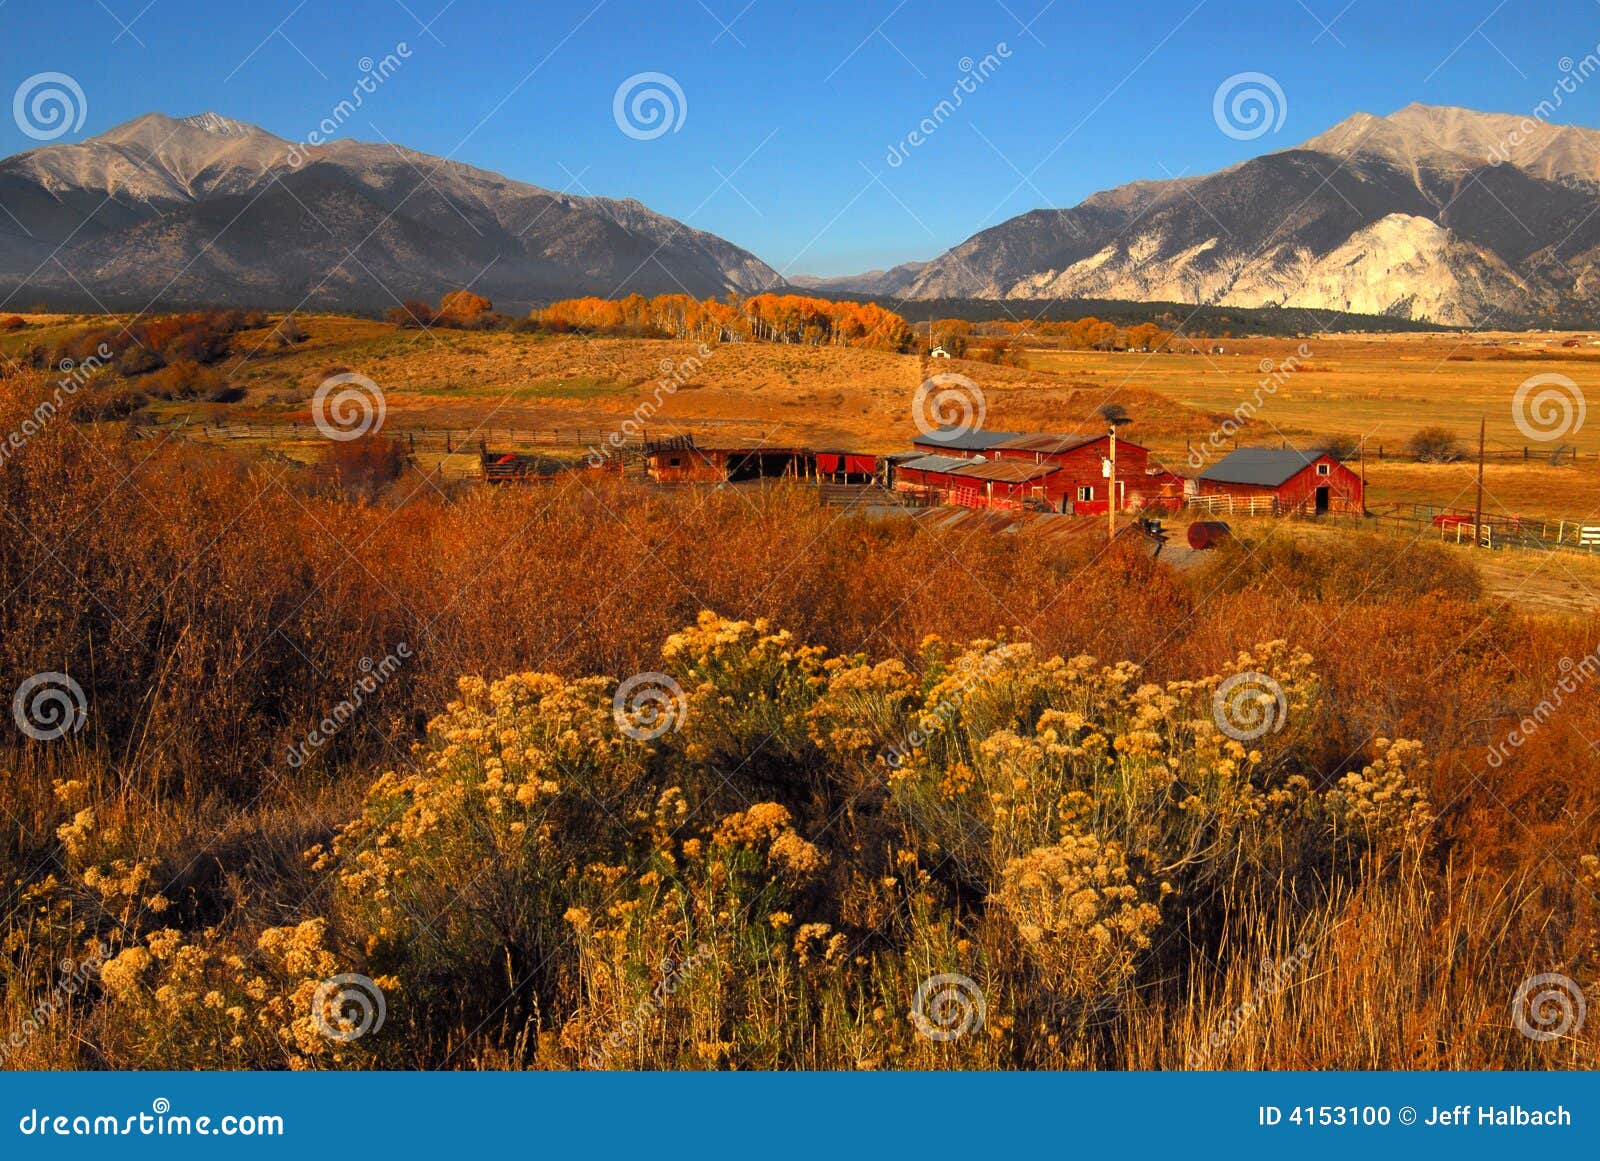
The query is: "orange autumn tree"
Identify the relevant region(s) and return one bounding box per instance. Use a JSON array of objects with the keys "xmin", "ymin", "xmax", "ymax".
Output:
[
  {"xmin": 533, "ymin": 293, "xmax": 913, "ymax": 352},
  {"xmin": 437, "ymin": 290, "xmax": 493, "ymax": 326}
]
